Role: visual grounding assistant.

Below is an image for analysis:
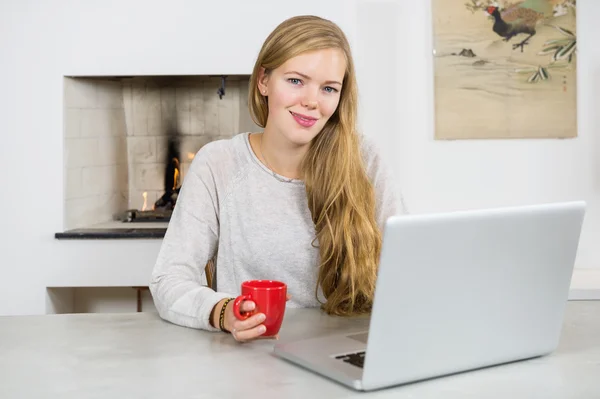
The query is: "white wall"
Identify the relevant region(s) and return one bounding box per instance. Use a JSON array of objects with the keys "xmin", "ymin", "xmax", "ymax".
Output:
[
  {"xmin": 425, "ymin": 1, "xmax": 599, "ymax": 272},
  {"xmin": 356, "ymin": 1, "xmax": 600, "ymax": 272},
  {"xmin": 0, "ymin": 1, "xmax": 598, "ymax": 316}
]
